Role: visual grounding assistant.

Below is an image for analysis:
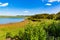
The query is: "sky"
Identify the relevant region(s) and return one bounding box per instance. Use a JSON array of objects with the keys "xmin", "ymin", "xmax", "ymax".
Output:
[{"xmin": 0, "ymin": 0, "xmax": 60, "ymax": 16}]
